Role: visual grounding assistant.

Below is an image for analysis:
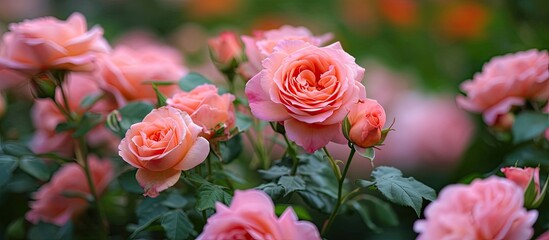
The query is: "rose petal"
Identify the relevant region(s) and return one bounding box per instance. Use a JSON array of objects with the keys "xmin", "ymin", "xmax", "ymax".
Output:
[{"xmin": 136, "ymin": 168, "xmax": 182, "ymax": 198}]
